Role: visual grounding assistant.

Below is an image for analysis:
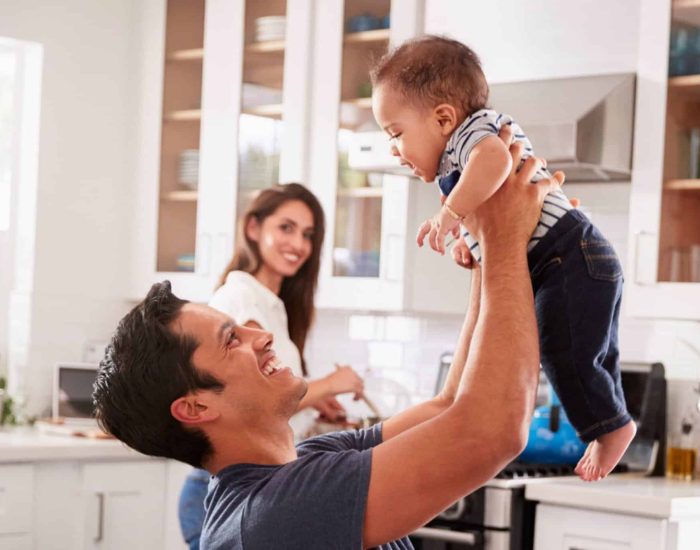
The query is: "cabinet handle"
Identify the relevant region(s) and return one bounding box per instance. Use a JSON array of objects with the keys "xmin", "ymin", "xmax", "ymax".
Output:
[
  {"xmin": 94, "ymin": 492, "xmax": 104, "ymax": 543},
  {"xmin": 411, "ymin": 527, "xmax": 479, "ymax": 545}
]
